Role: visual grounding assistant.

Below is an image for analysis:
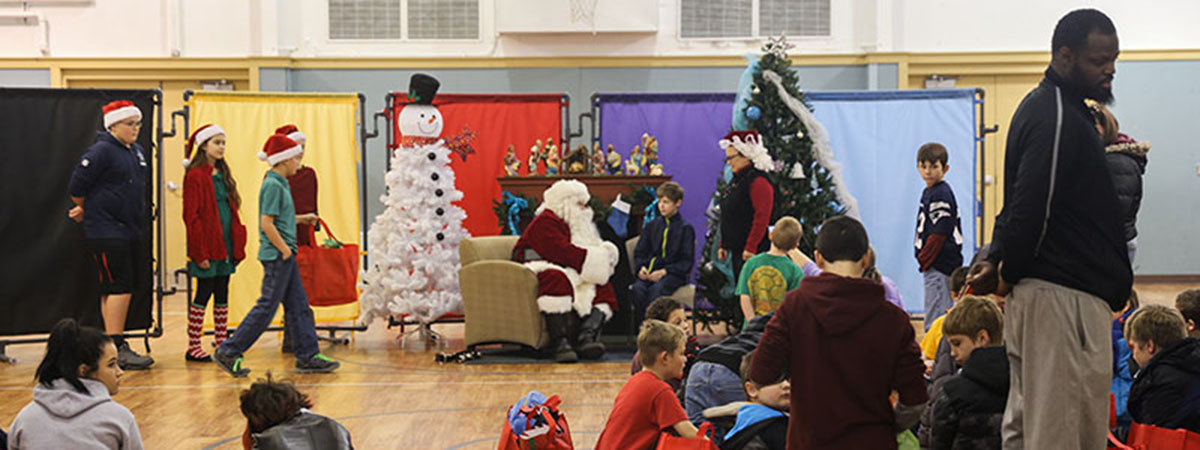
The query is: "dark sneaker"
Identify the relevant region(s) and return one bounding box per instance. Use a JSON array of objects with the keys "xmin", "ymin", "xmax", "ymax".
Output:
[
  {"xmin": 116, "ymin": 341, "xmax": 154, "ymax": 370},
  {"xmin": 296, "ymin": 353, "xmax": 340, "ymax": 373},
  {"xmin": 212, "ymin": 351, "xmax": 251, "ymax": 377}
]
